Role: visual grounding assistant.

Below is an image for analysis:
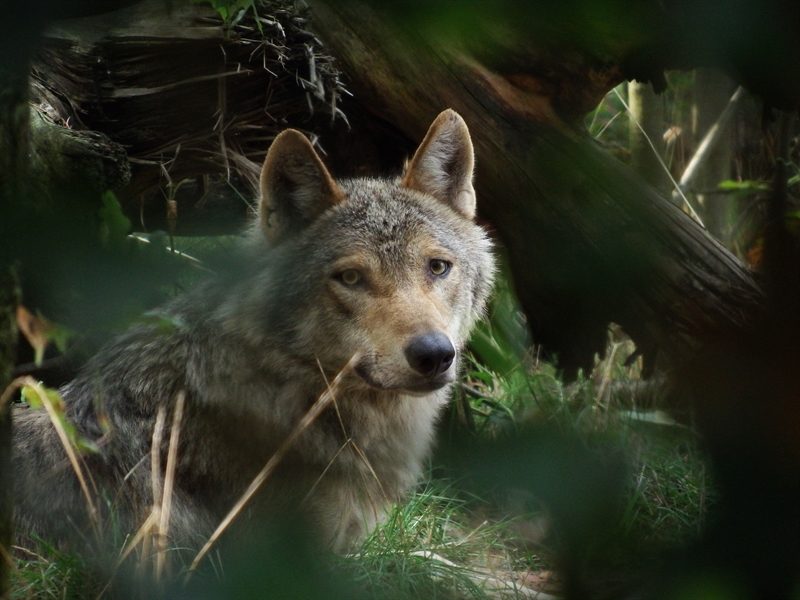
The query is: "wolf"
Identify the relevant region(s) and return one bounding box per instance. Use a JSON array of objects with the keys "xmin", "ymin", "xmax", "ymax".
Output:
[{"xmin": 12, "ymin": 109, "xmax": 495, "ymax": 554}]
